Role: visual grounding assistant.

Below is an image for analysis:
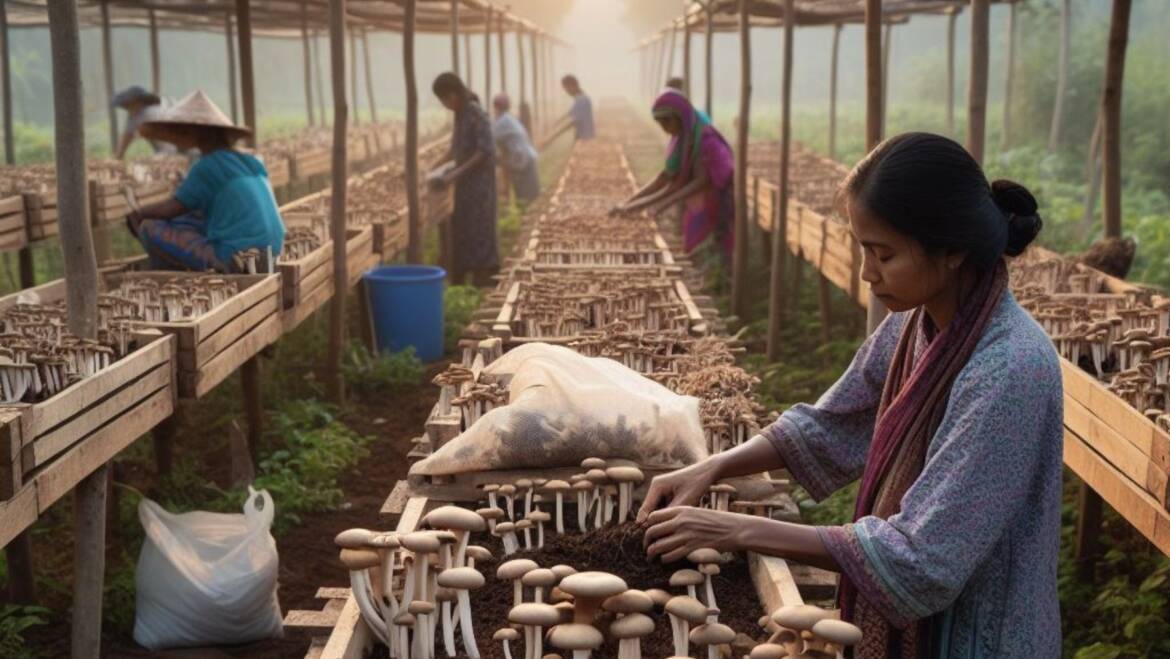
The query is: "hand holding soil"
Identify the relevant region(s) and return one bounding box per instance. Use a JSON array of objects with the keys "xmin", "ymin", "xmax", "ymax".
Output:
[
  {"xmin": 635, "ymin": 458, "xmax": 721, "ymax": 524},
  {"xmin": 643, "ymin": 506, "xmax": 756, "ymax": 563}
]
